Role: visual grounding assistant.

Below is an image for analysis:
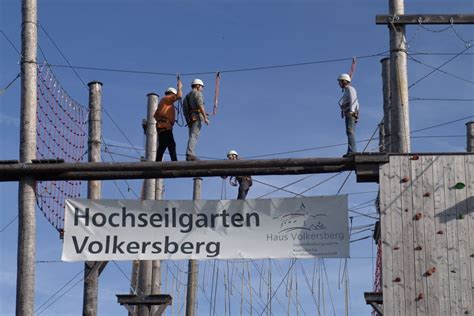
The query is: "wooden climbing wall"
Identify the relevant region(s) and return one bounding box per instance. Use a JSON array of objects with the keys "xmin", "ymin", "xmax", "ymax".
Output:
[{"xmin": 379, "ymin": 154, "xmax": 474, "ymax": 316}]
